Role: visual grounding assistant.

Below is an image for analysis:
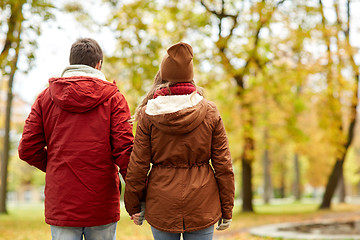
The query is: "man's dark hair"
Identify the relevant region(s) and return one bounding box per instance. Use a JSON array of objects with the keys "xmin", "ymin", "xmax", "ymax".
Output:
[{"xmin": 69, "ymin": 38, "xmax": 103, "ymax": 68}]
